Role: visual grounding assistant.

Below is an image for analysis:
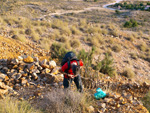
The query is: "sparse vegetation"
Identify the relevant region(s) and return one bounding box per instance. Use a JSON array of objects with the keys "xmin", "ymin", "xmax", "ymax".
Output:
[
  {"xmin": 142, "ymin": 90, "xmax": 150, "ymax": 112},
  {"xmin": 95, "ymin": 53, "xmax": 116, "ymax": 77},
  {"xmin": 37, "ymin": 89, "xmax": 92, "ymax": 113},
  {"xmin": 124, "ymin": 19, "xmax": 138, "ymax": 28},
  {"xmin": 115, "ymin": 10, "xmax": 120, "ymax": 14},
  {"xmin": 50, "ymin": 43, "xmax": 68, "ymax": 62},
  {"xmin": 112, "ymin": 44, "xmax": 122, "ymax": 52},
  {"xmin": 25, "ymin": 29, "xmax": 32, "ymax": 35},
  {"xmin": 70, "ymin": 39, "xmax": 81, "ymax": 48},
  {"xmin": 122, "ymin": 68, "xmax": 135, "ymax": 79},
  {"xmin": 0, "ymin": 96, "xmax": 40, "ymax": 113},
  {"xmin": 130, "ymin": 53, "xmax": 138, "ymax": 60},
  {"xmin": 139, "ymin": 42, "xmax": 148, "ymax": 52},
  {"xmin": 78, "ymin": 47, "xmax": 95, "ymax": 67}
]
